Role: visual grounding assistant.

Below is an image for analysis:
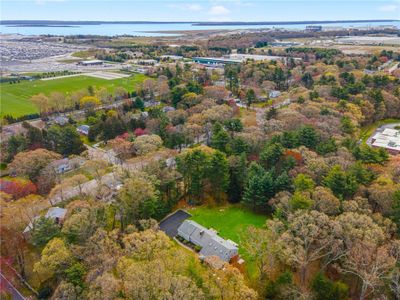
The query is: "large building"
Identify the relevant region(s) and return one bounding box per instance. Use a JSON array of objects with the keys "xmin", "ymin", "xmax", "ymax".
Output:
[
  {"xmin": 77, "ymin": 60, "xmax": 103, "ymax": 66},
  {"xmin": 177, "ymin": 220, "xmax": 238, "ymax": 262},
  {"xmin": 193, "ymin": 54, "xmax": 301, "ymax": 66},
  {"xmin": 371, "ymin": 128, "xmax": 400, "ymax": 155}
]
